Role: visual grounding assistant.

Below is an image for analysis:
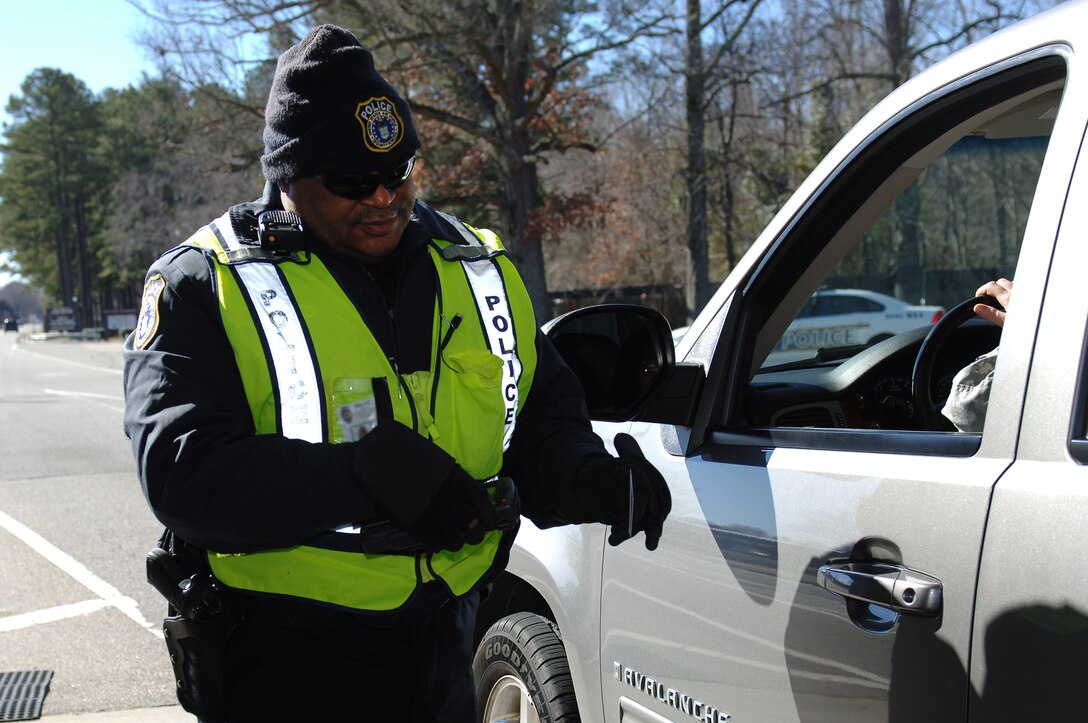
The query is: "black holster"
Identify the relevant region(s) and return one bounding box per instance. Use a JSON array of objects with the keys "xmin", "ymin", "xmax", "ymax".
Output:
[{"xmin": 147, "ymin": 531, "xmax": 237, "ymax": 723}]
